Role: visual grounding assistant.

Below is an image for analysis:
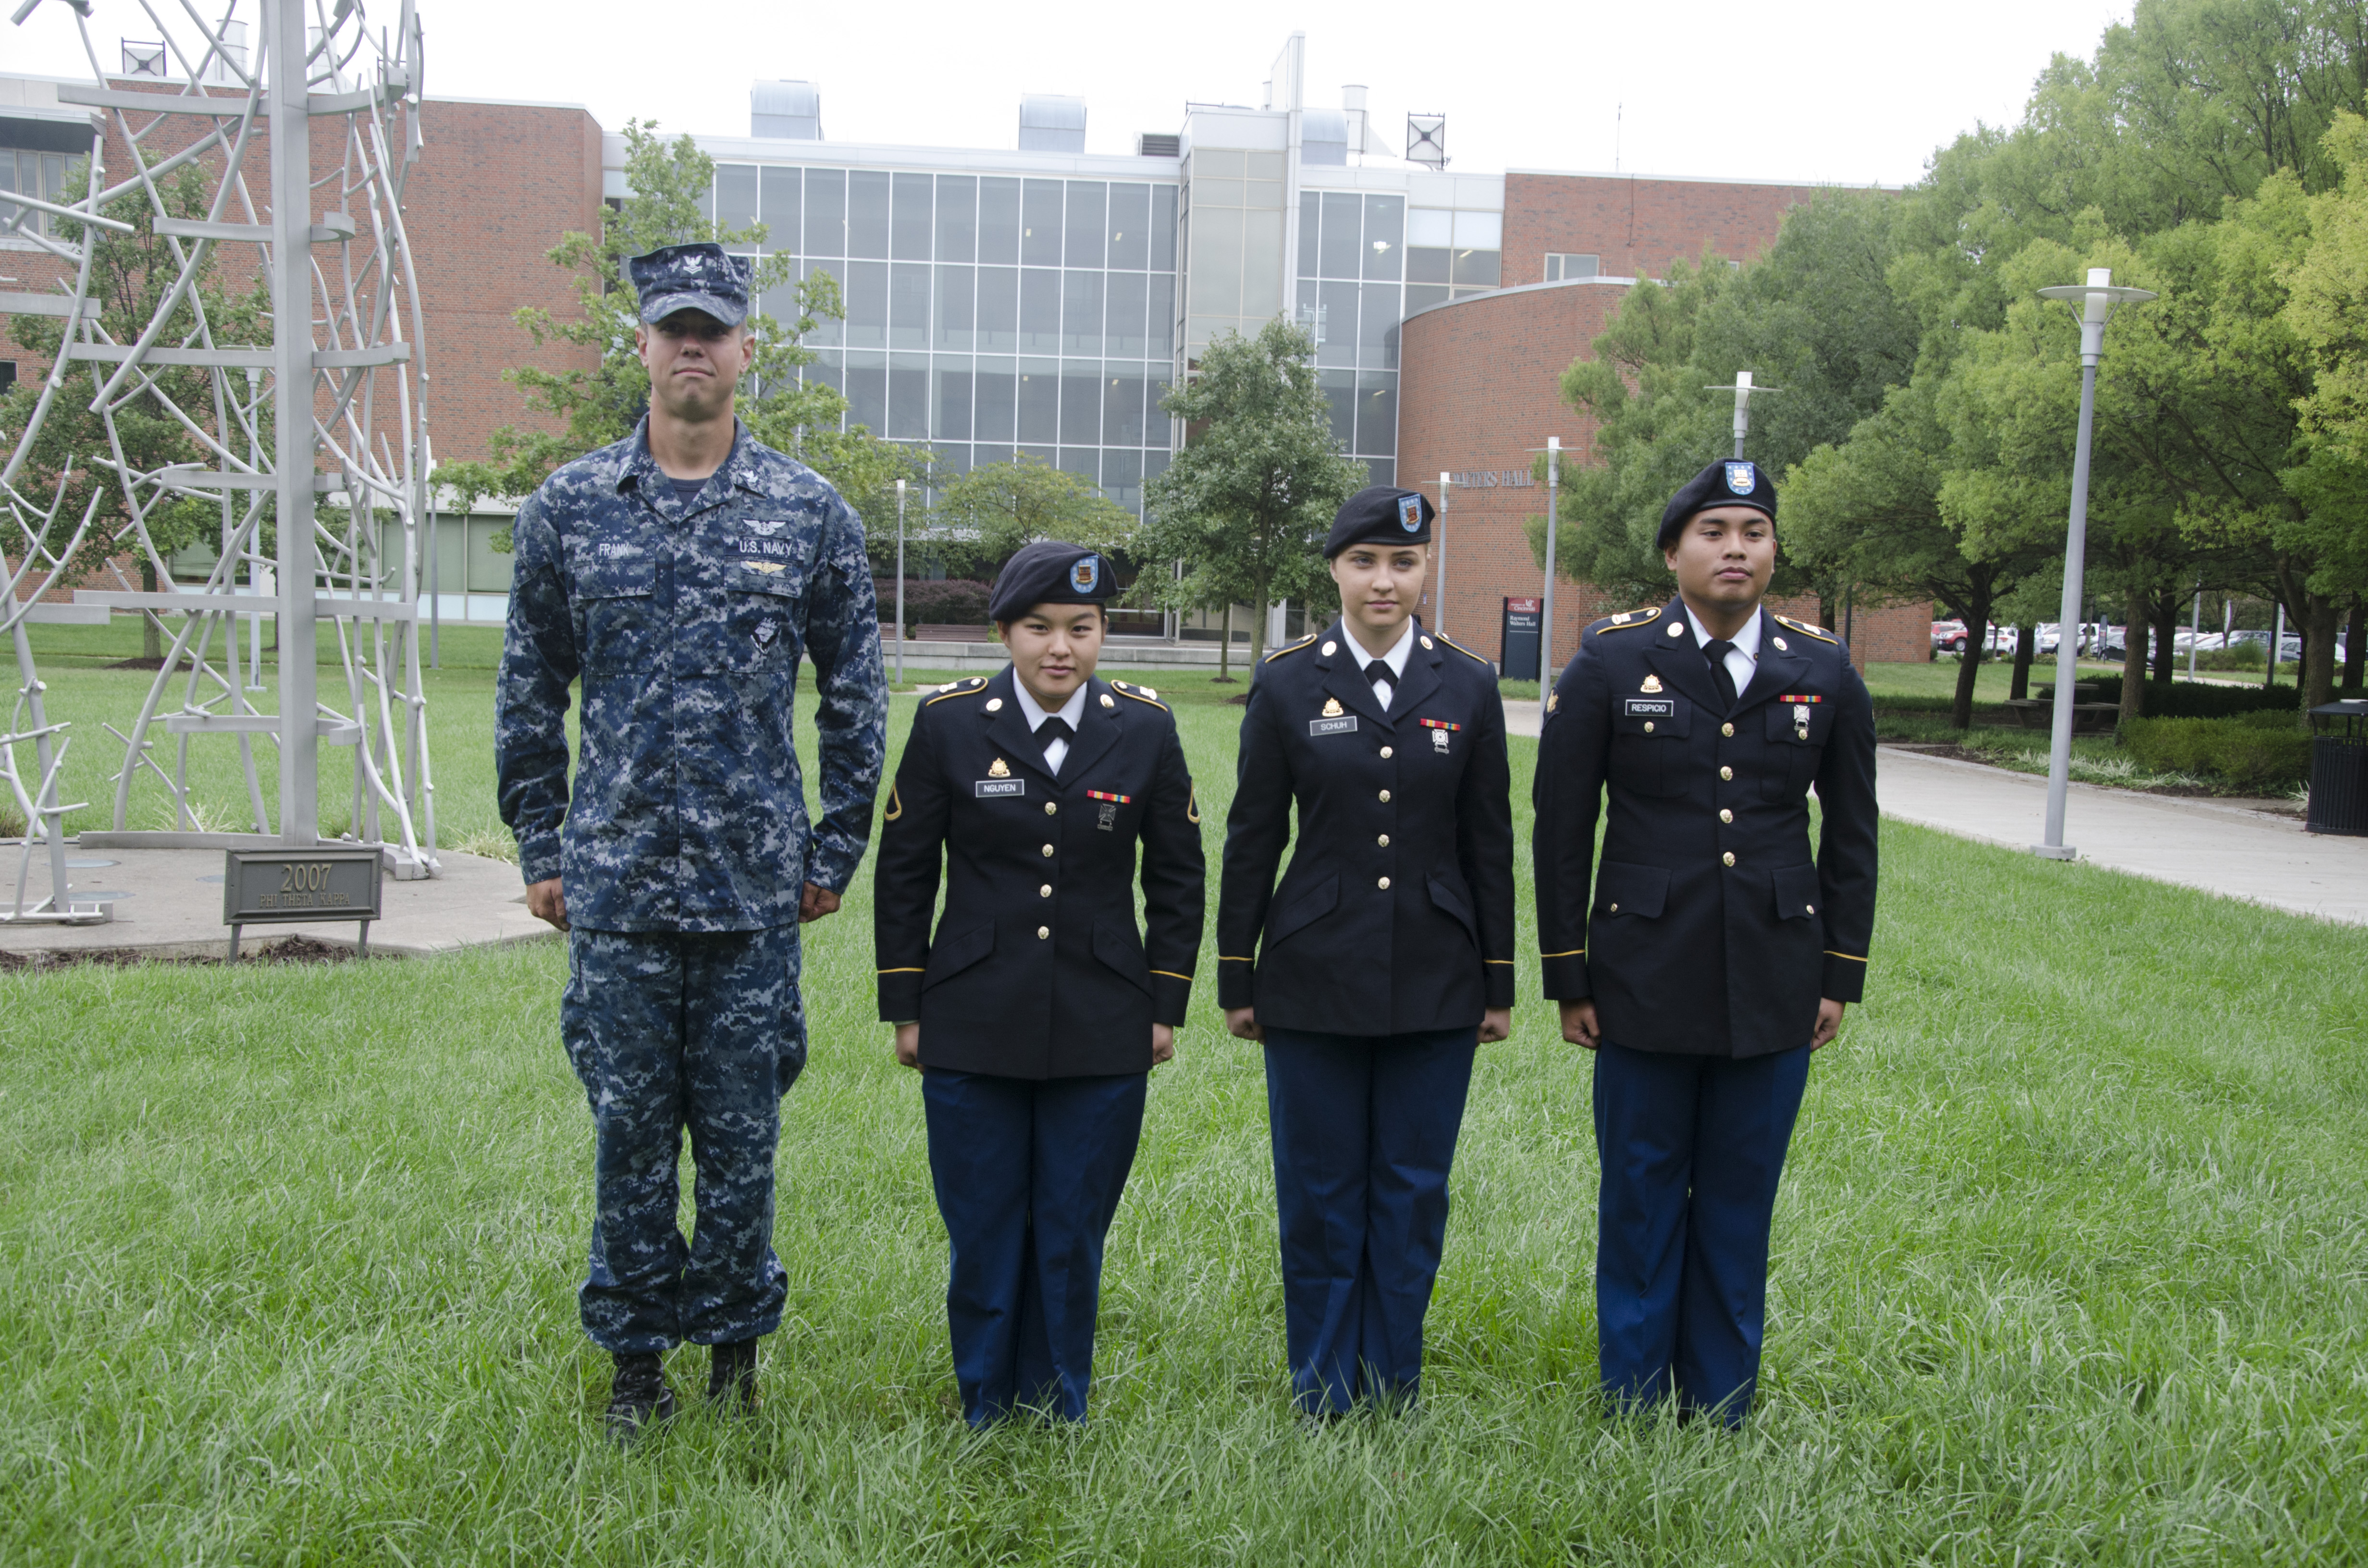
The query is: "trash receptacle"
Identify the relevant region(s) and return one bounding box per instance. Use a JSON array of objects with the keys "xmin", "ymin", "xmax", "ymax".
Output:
[{"xmin": 2306, "ymin": 699, "xmax": 2368, "ymax": 835}]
